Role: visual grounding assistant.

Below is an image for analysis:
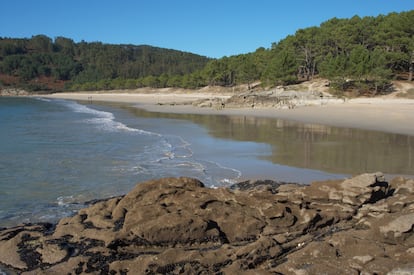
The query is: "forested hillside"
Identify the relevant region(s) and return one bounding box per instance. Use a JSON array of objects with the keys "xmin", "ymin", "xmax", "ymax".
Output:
[
  {"xmin": 0, "ymin": 36, "xmax": 210, "ymax": 91},
  {"xmin": 203, "ymin": 10, "xmax": 413, "ymax": 95},
  {"xmin": 0, "ymin": 10, "xmax": 413, "ymax": 94}
]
